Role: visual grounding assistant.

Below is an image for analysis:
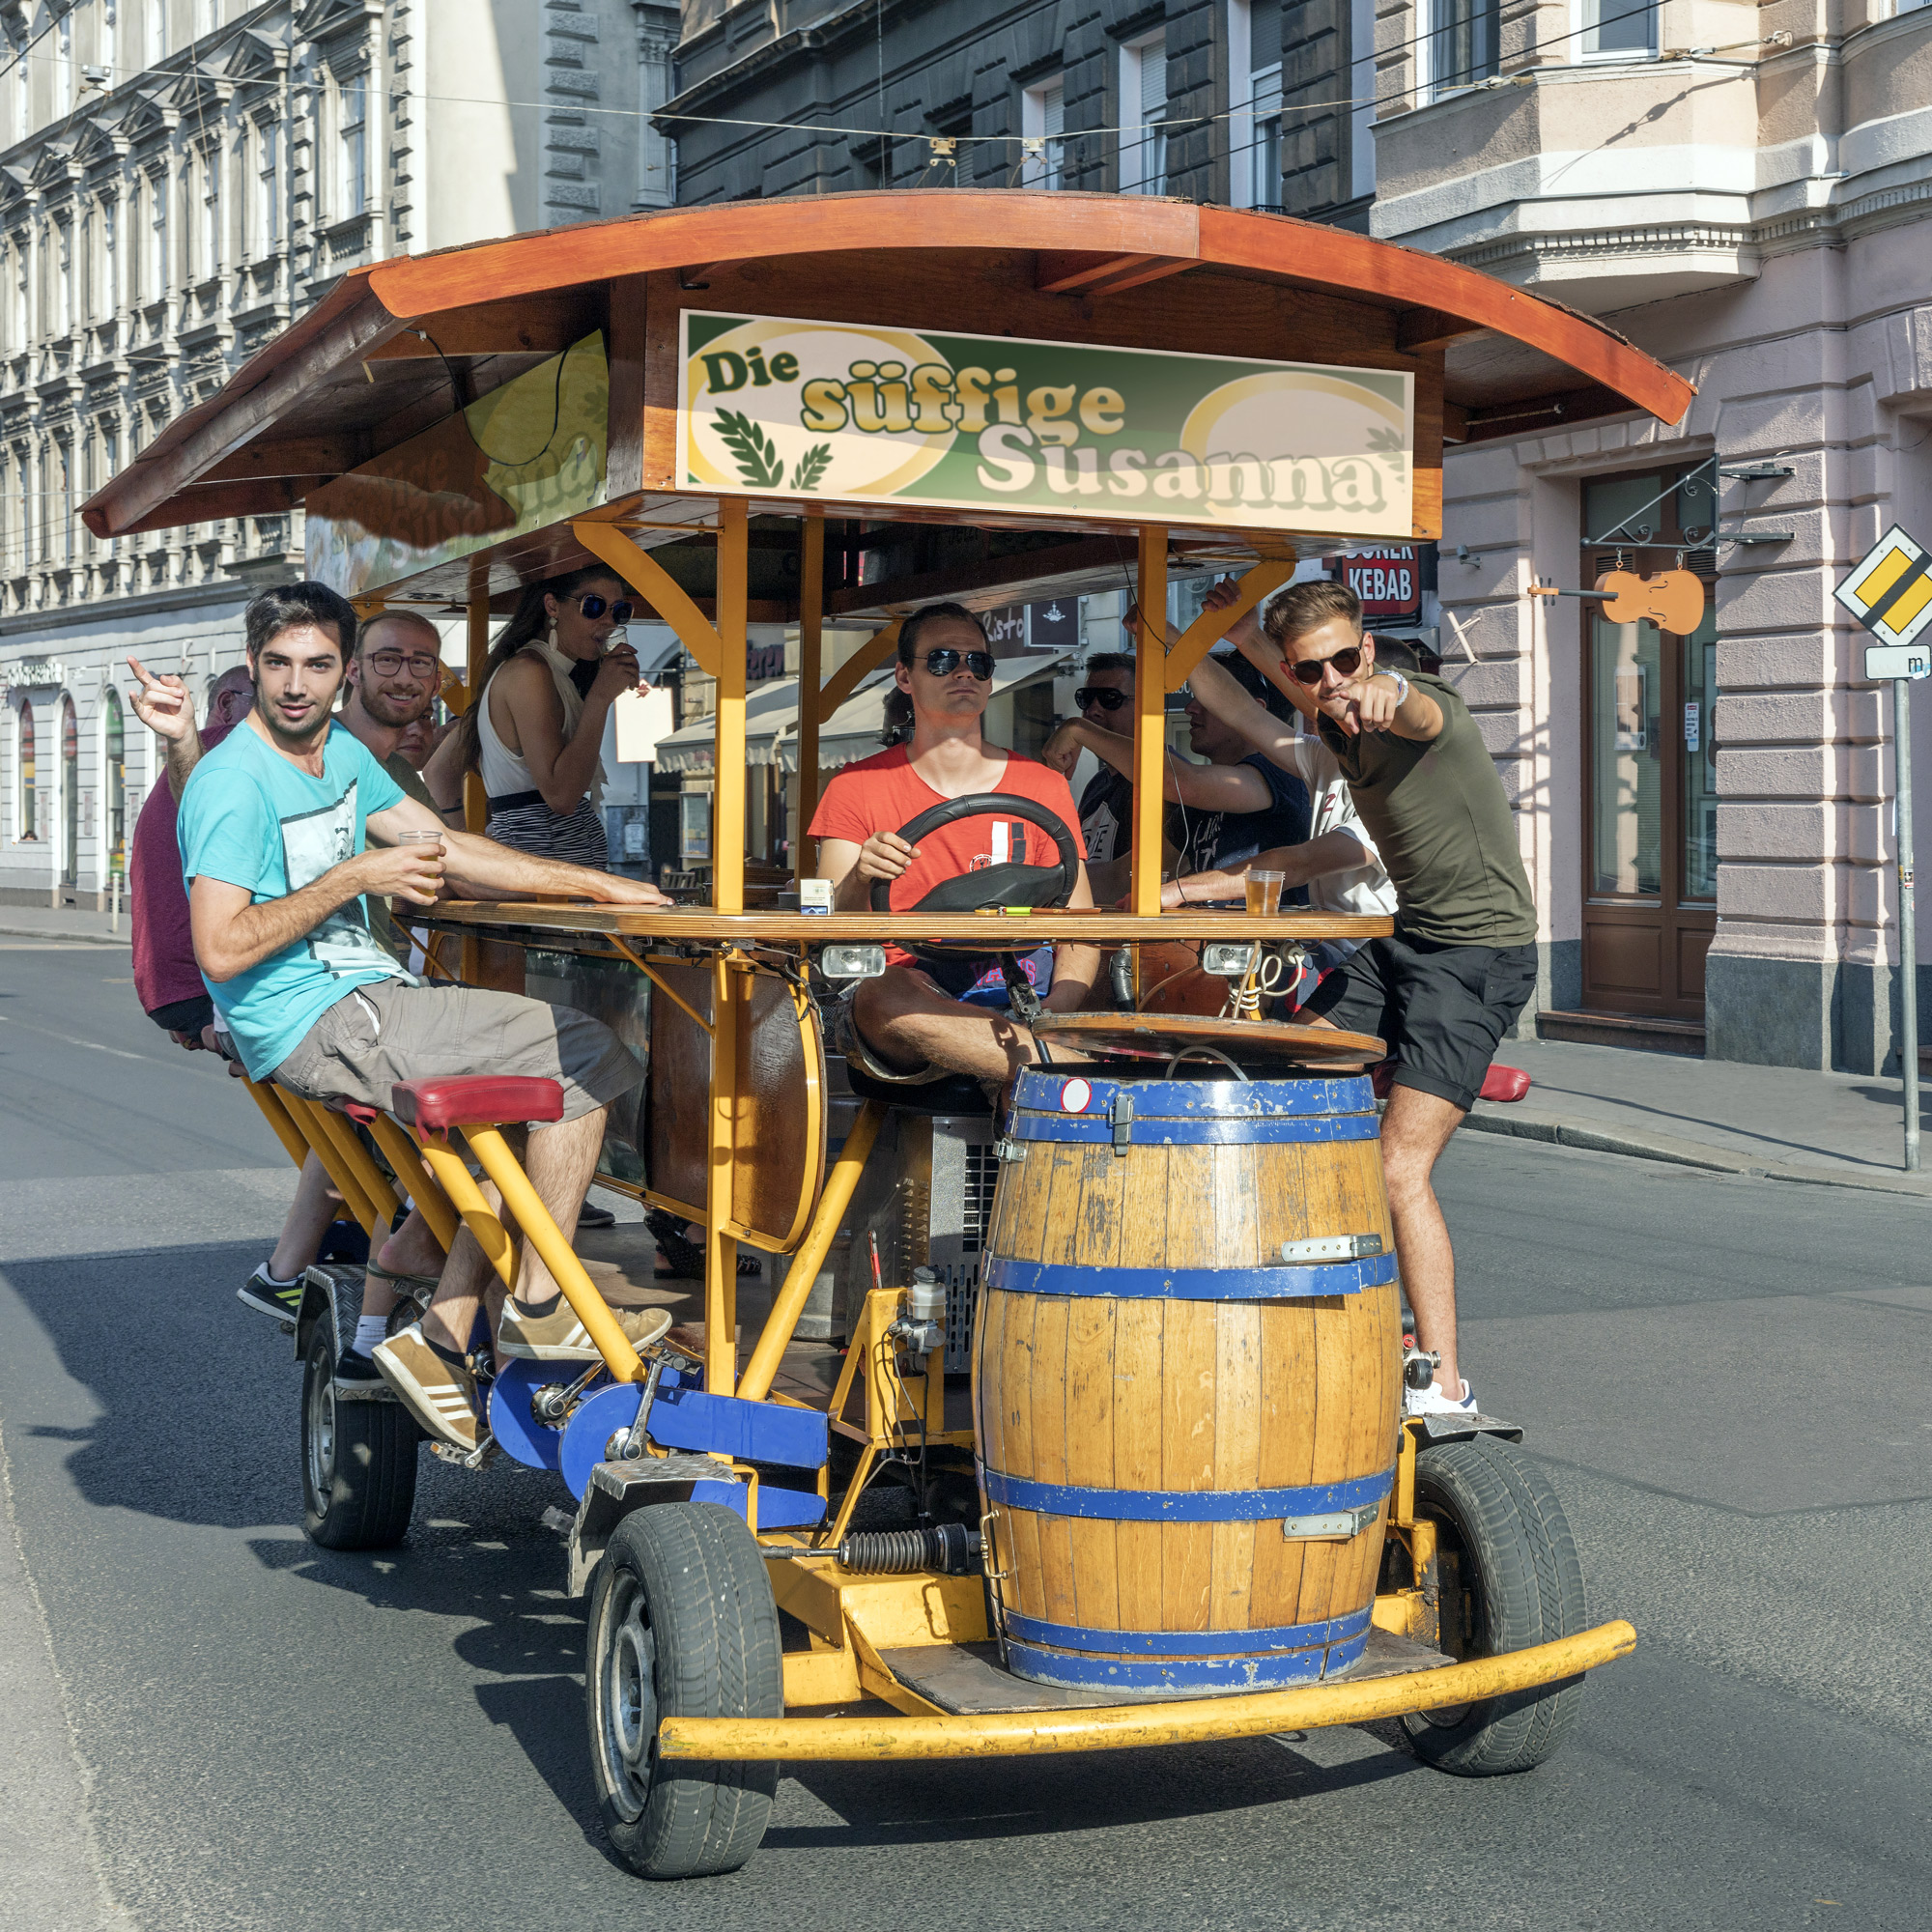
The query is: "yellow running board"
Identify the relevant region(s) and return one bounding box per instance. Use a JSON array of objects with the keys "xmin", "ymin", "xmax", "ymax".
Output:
[{"xmin": 658, "ymin": 1620, "xmax": 1634, "ymax": 1763}]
